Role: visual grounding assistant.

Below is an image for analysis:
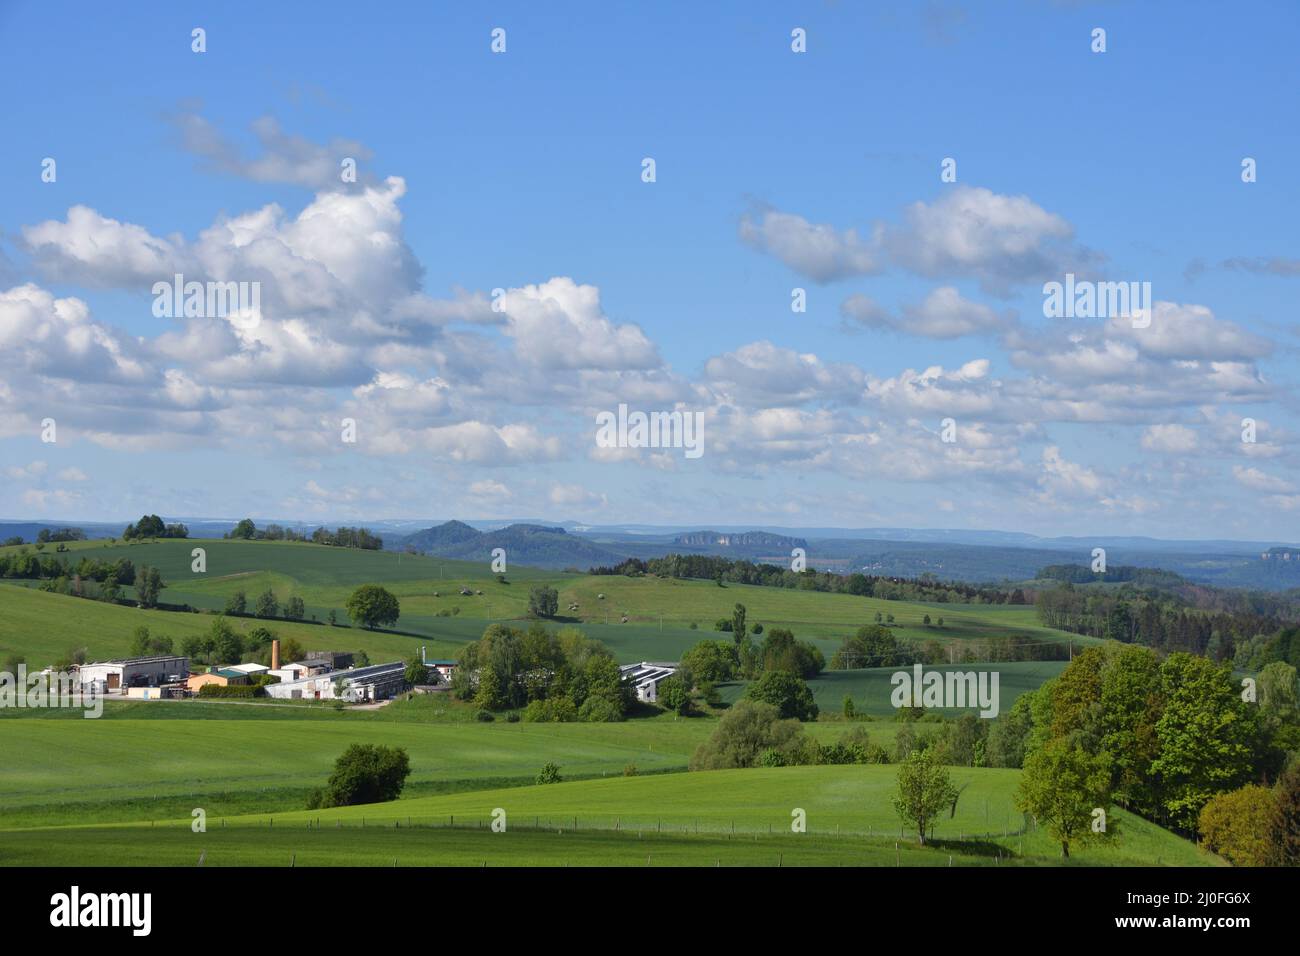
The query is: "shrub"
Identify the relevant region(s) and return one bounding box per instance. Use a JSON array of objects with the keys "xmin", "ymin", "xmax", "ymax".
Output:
[
  {"xmin": 536, "ymin": 762, "xmax": 562, "ymax": 785},
  {"xmin": 473, "ymin": 708, "xmax": 495, "ymax": 722},
  {"xmin": 578, "ymin": 695, "xmax": 623, "ymax": 723},
  {"xmin": 689, "ymin": 699, "xmax": 807, "ymax": 771},
  {"xmin": 623, "ymin": 763, "xmax": 638, "ymax": 777},
  {"xmin": 197, "ymin": 684, "xmax": 258, "ymax": 698},
  {"xmin": 1199, "ymin": 784, "xmax": 1276, "ymax": 866},
  {"xmin": 743, "ymin": 670, "xmax": 819, "ymax": 721},
  {"xmin": 522, "ymin": 697, "xmax": 579, "ymax": 723},
  {"xmin": 313, "ymin": 743, "xmax": 411, "ymax": 808}
]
